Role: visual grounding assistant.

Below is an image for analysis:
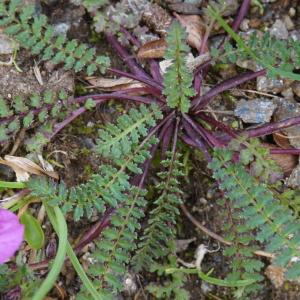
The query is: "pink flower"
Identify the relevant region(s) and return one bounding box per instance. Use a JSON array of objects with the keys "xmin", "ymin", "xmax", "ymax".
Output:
[{"xmin": 0, "ymin": 208, "xmax": 24, "ymax": 264}]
